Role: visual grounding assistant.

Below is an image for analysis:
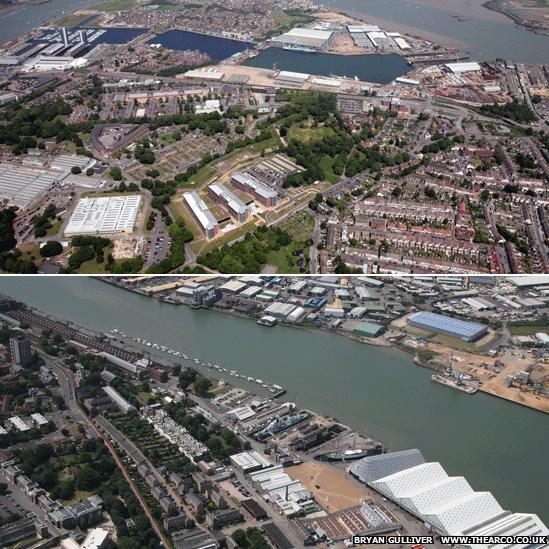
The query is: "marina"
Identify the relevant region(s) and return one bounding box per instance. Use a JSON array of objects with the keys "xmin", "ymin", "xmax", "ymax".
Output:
[{"xmin": 109, "ymin": 328, "xmax": 285, "ymax": 395}]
